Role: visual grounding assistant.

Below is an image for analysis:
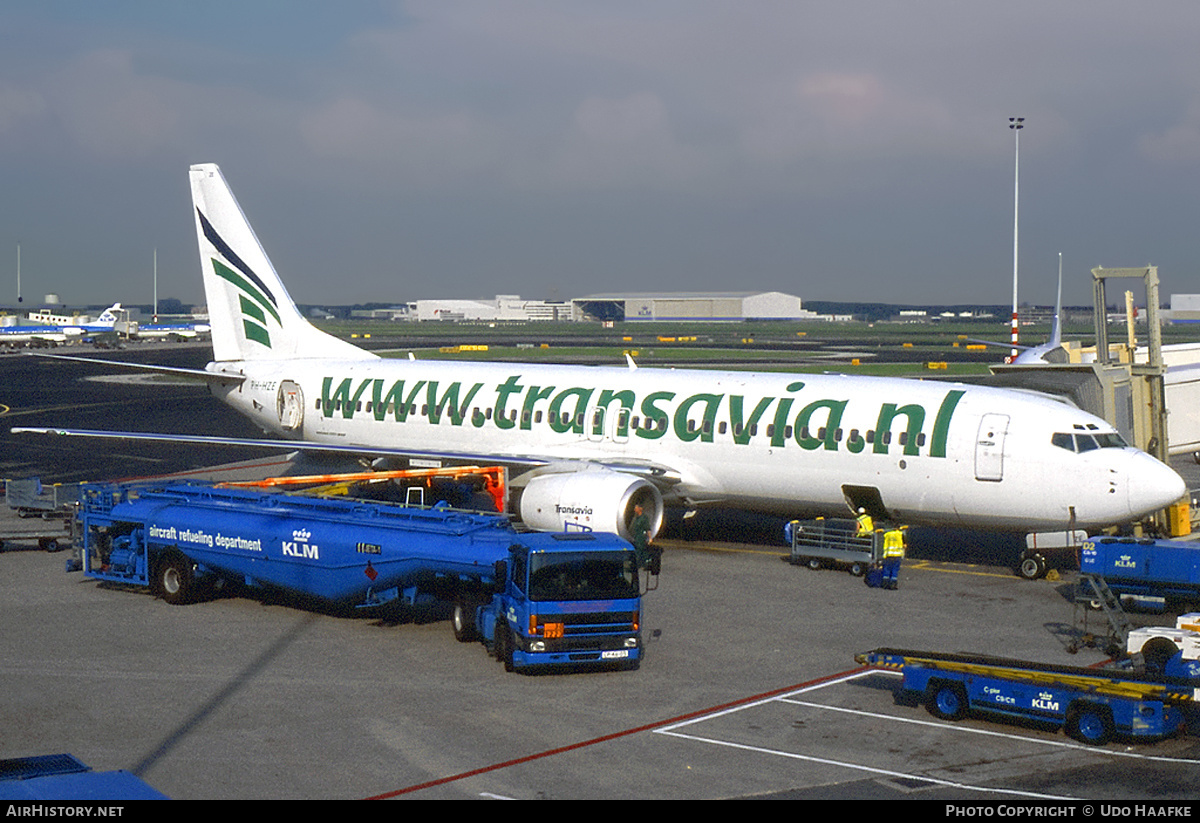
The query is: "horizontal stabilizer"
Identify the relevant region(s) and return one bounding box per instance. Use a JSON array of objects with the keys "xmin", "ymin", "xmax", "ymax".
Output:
[{"xmin": 28, "ymin": 352, "xmax": 246, "ymax": 384}]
